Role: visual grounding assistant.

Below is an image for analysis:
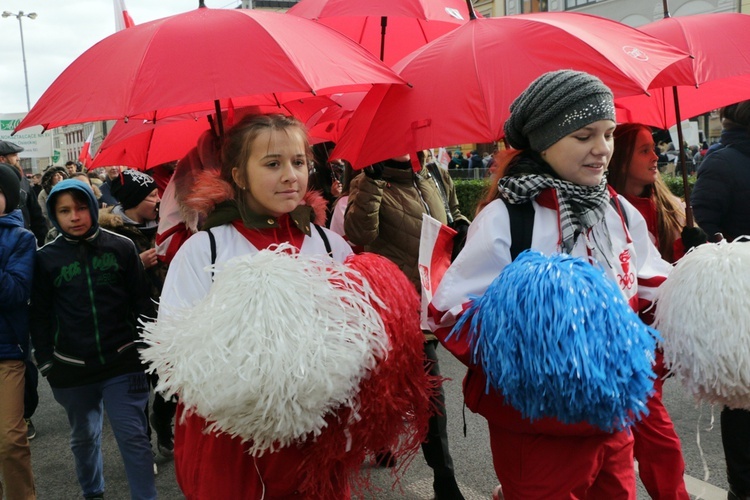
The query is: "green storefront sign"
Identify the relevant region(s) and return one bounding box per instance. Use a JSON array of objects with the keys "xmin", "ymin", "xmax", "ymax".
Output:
[{"xmin": 0, "ymin": 119, "xmax": 22, "ymax": 131}]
